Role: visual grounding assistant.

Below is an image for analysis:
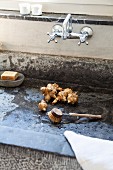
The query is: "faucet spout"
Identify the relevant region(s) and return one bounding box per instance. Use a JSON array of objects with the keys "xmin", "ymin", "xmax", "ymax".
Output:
[{"xmin": 62, "ymin": 14, "xmax": 72, "ymax": 39}]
